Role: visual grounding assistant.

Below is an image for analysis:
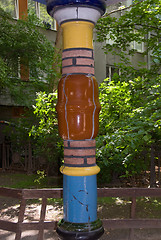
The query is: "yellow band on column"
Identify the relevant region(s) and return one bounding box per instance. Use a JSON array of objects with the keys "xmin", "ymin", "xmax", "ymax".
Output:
[
  {"xmin": 61, "ymin": 21, "xmax": 94, "ymax": 49},
  {"xmin": 60, "ymin": 165, "xmax": 100, "ymax": 176}
]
